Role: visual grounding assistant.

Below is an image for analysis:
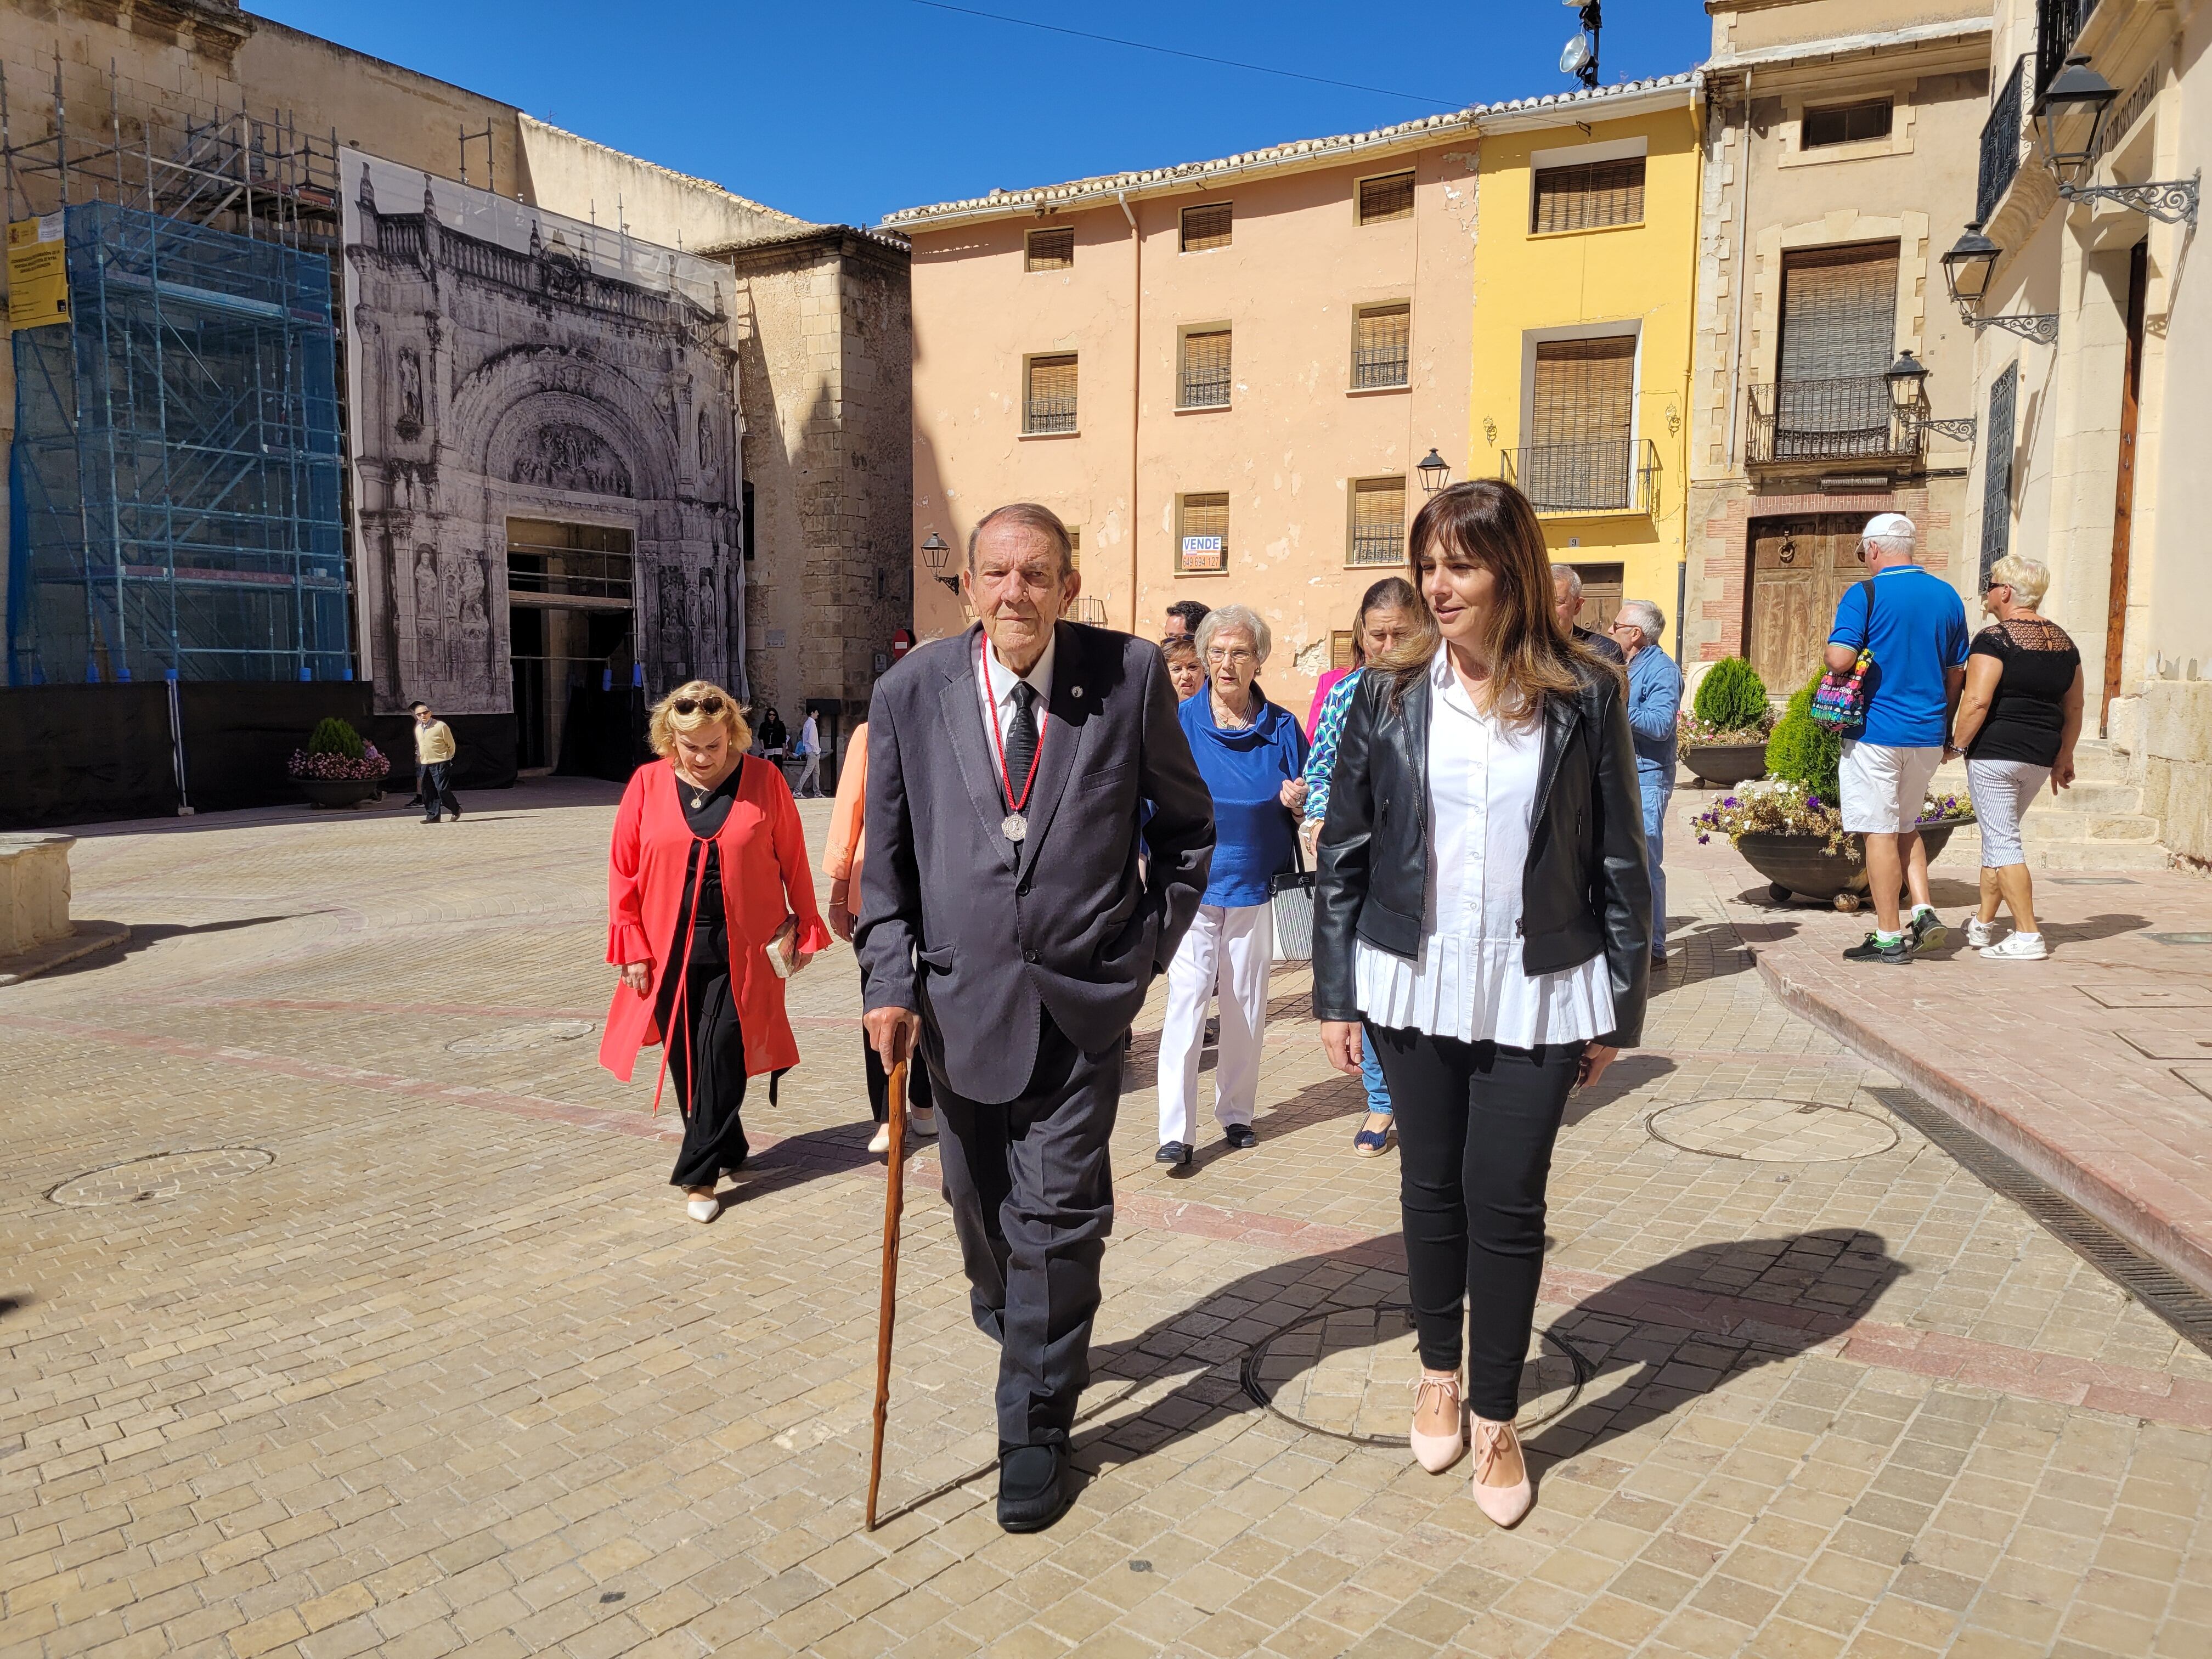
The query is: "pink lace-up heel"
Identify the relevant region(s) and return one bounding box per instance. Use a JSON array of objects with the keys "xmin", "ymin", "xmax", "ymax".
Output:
[
  {"xmin": 1408, "ymin": 1373, "xmax": 1465, "ymax": 1473},
  {"xmin": 1469, "ymin": 1416, "xmax": 1533, "ymax": 1527}
]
